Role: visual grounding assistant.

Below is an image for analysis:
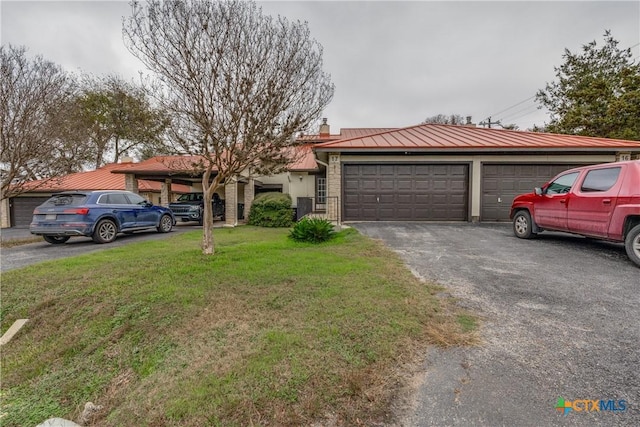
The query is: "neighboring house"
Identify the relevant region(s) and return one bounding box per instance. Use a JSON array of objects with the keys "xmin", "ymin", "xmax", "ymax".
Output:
[
  {"xmin": 313, "ymin": 123, "xmax": 640, "ymax": 222},
  {"xmin": 1, "ymin": 161, "xmax": 191, "ymax": 228}
]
